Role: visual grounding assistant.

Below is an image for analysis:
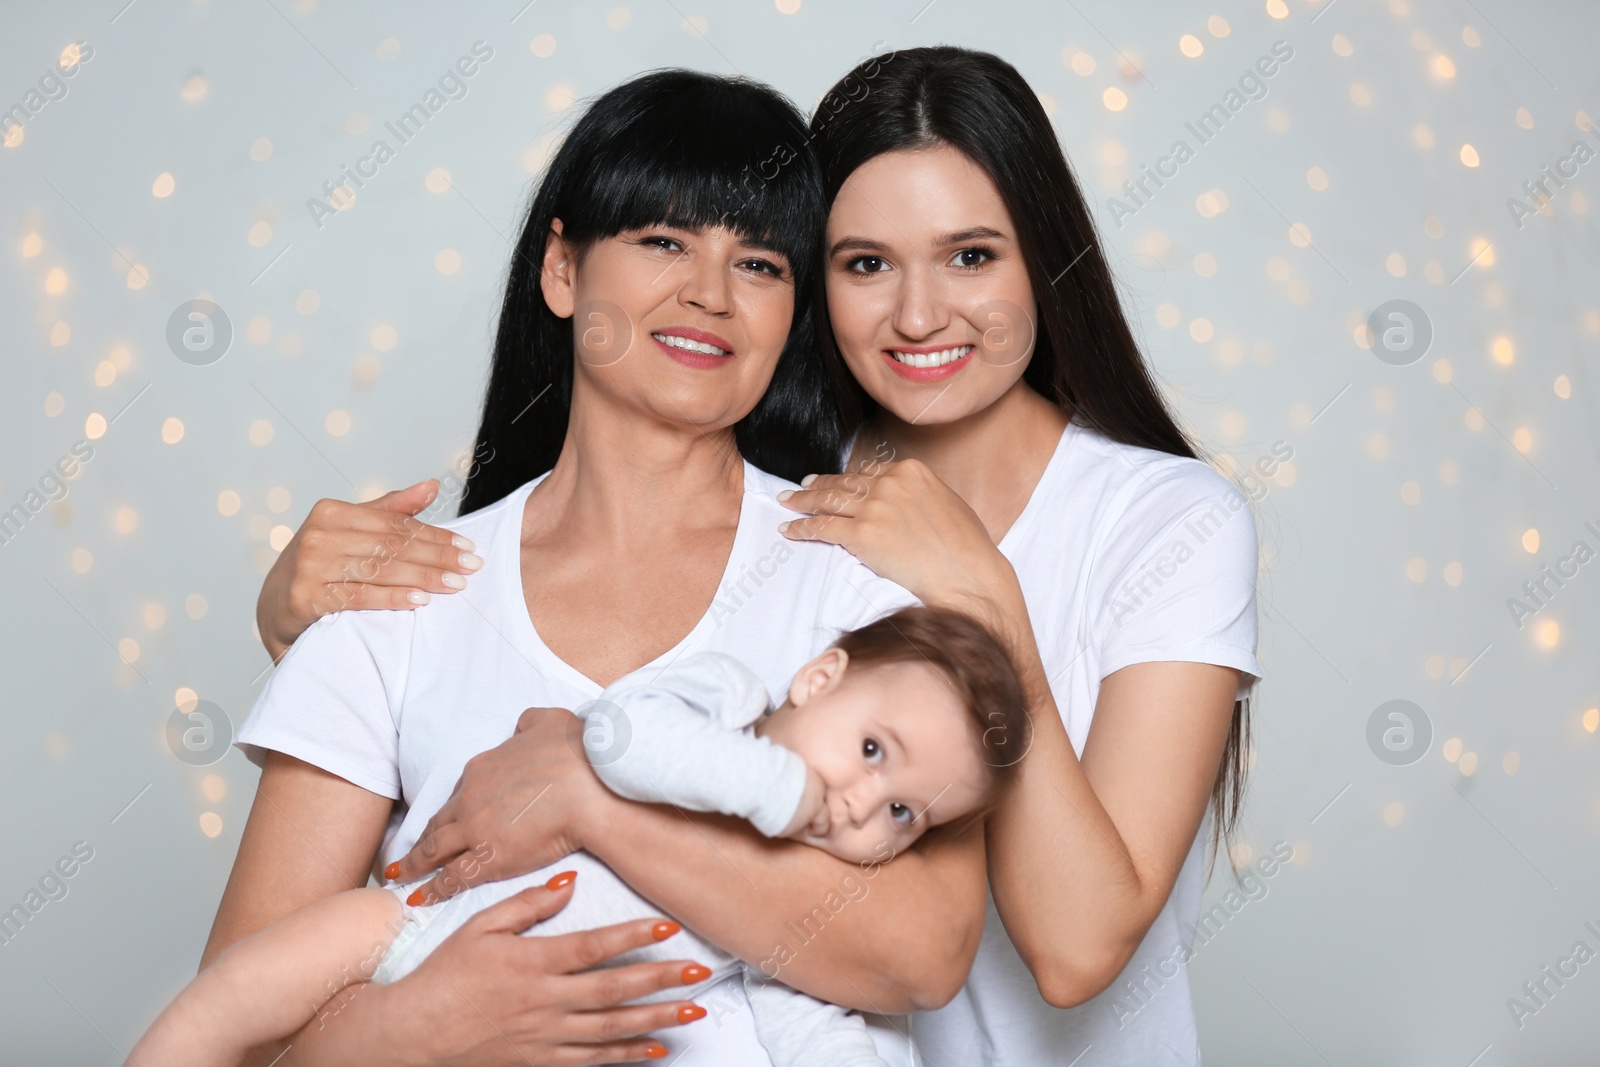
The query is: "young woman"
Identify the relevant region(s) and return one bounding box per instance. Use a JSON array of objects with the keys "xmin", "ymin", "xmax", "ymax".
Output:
[
  {"xmin": 208, "ymin": 69, "xmax": 987, "ymax": 1067},
  {"xmin": 257, "ymin": 49, "xmax": 1261, "ymax": 1065}
]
